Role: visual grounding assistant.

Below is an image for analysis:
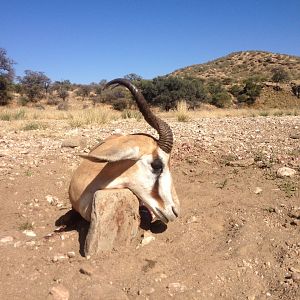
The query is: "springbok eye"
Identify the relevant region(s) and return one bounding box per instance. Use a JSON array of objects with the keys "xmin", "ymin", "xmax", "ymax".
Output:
[{"xmin": 151, "ymin": 158, "xmax": 163, "ymax": 174}]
